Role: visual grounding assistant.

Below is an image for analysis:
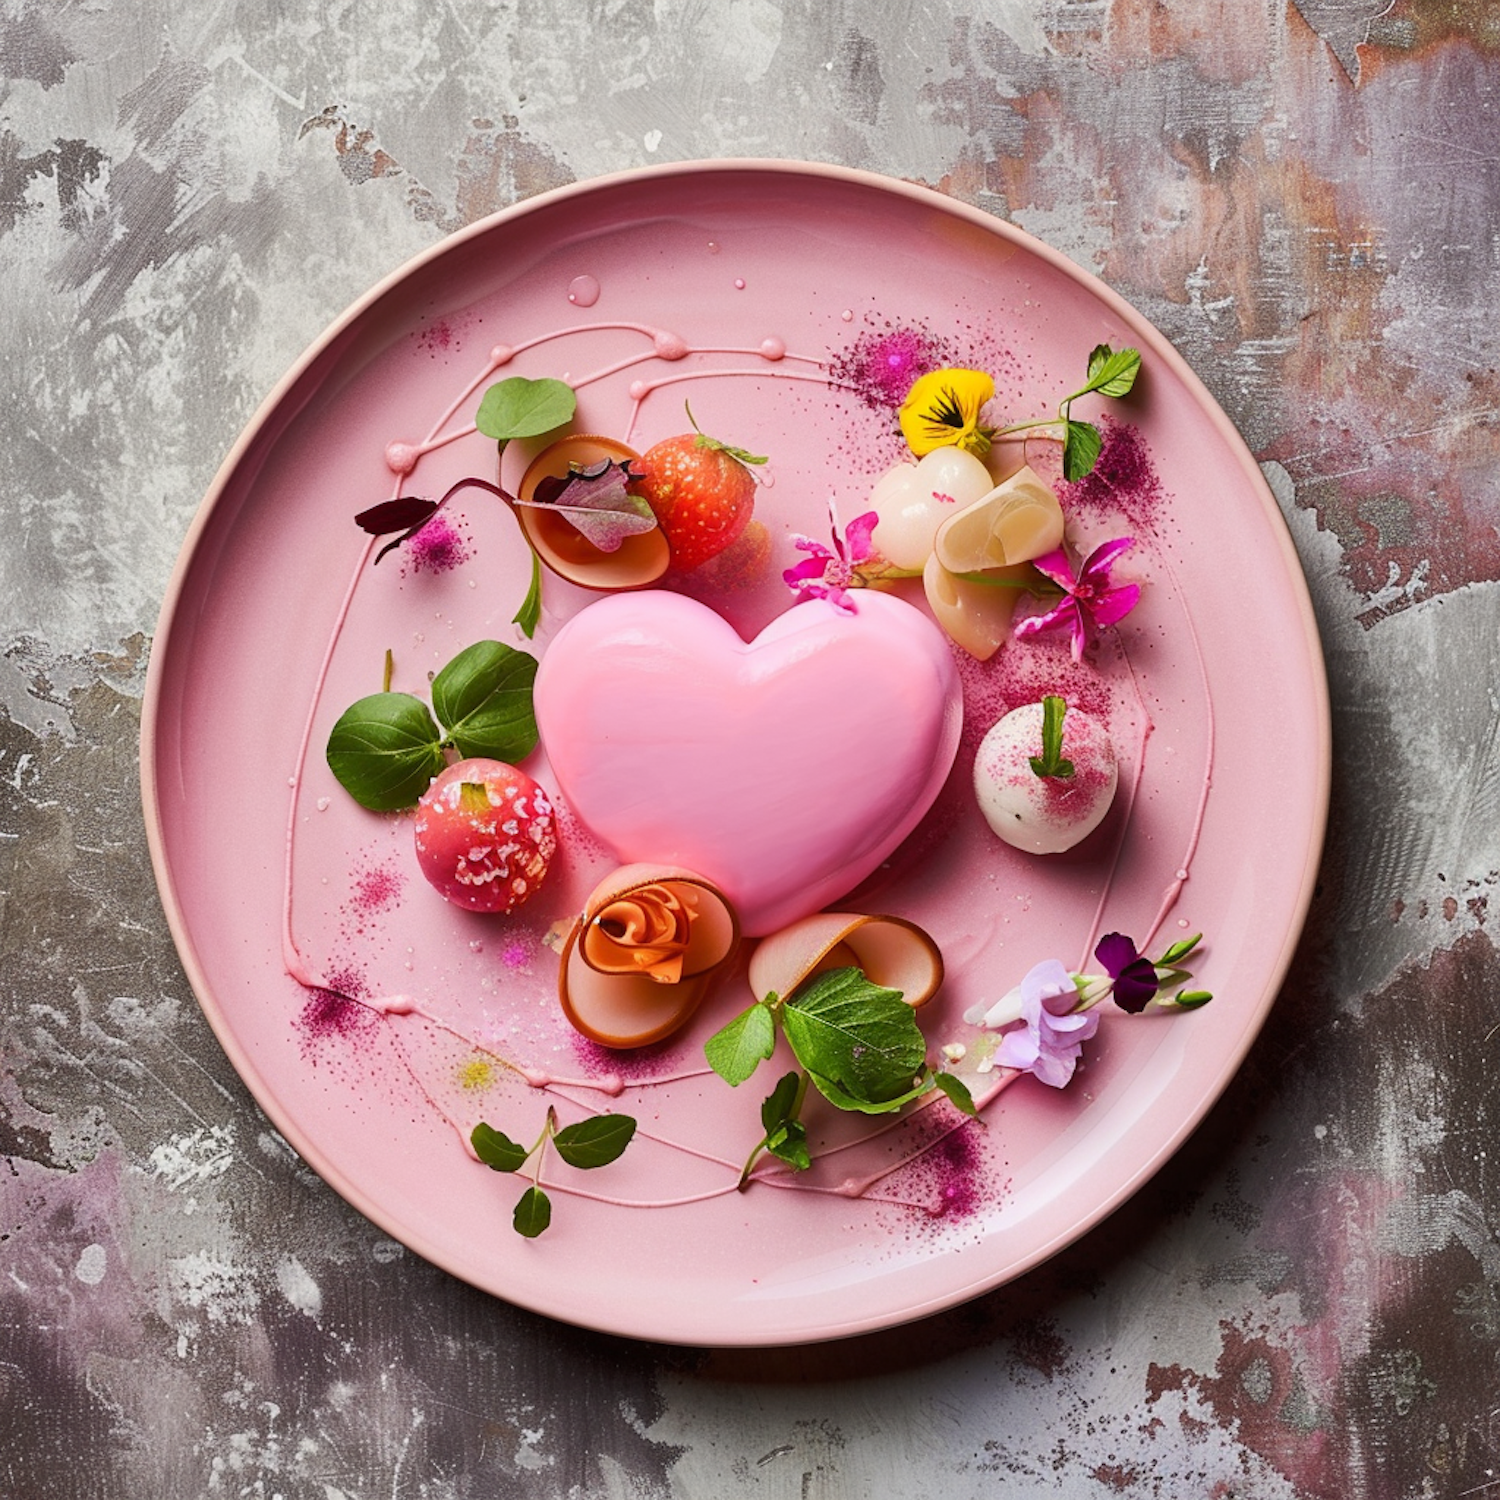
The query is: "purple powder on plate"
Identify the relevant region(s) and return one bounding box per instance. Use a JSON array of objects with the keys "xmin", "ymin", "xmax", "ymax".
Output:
[
  {"xmin": 403, "ymin": 514, "xmax": 471, "ymax": 575},
  {"xmin": 829, "ymin": 323, "xmax": 956, "ymax": 411}
]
